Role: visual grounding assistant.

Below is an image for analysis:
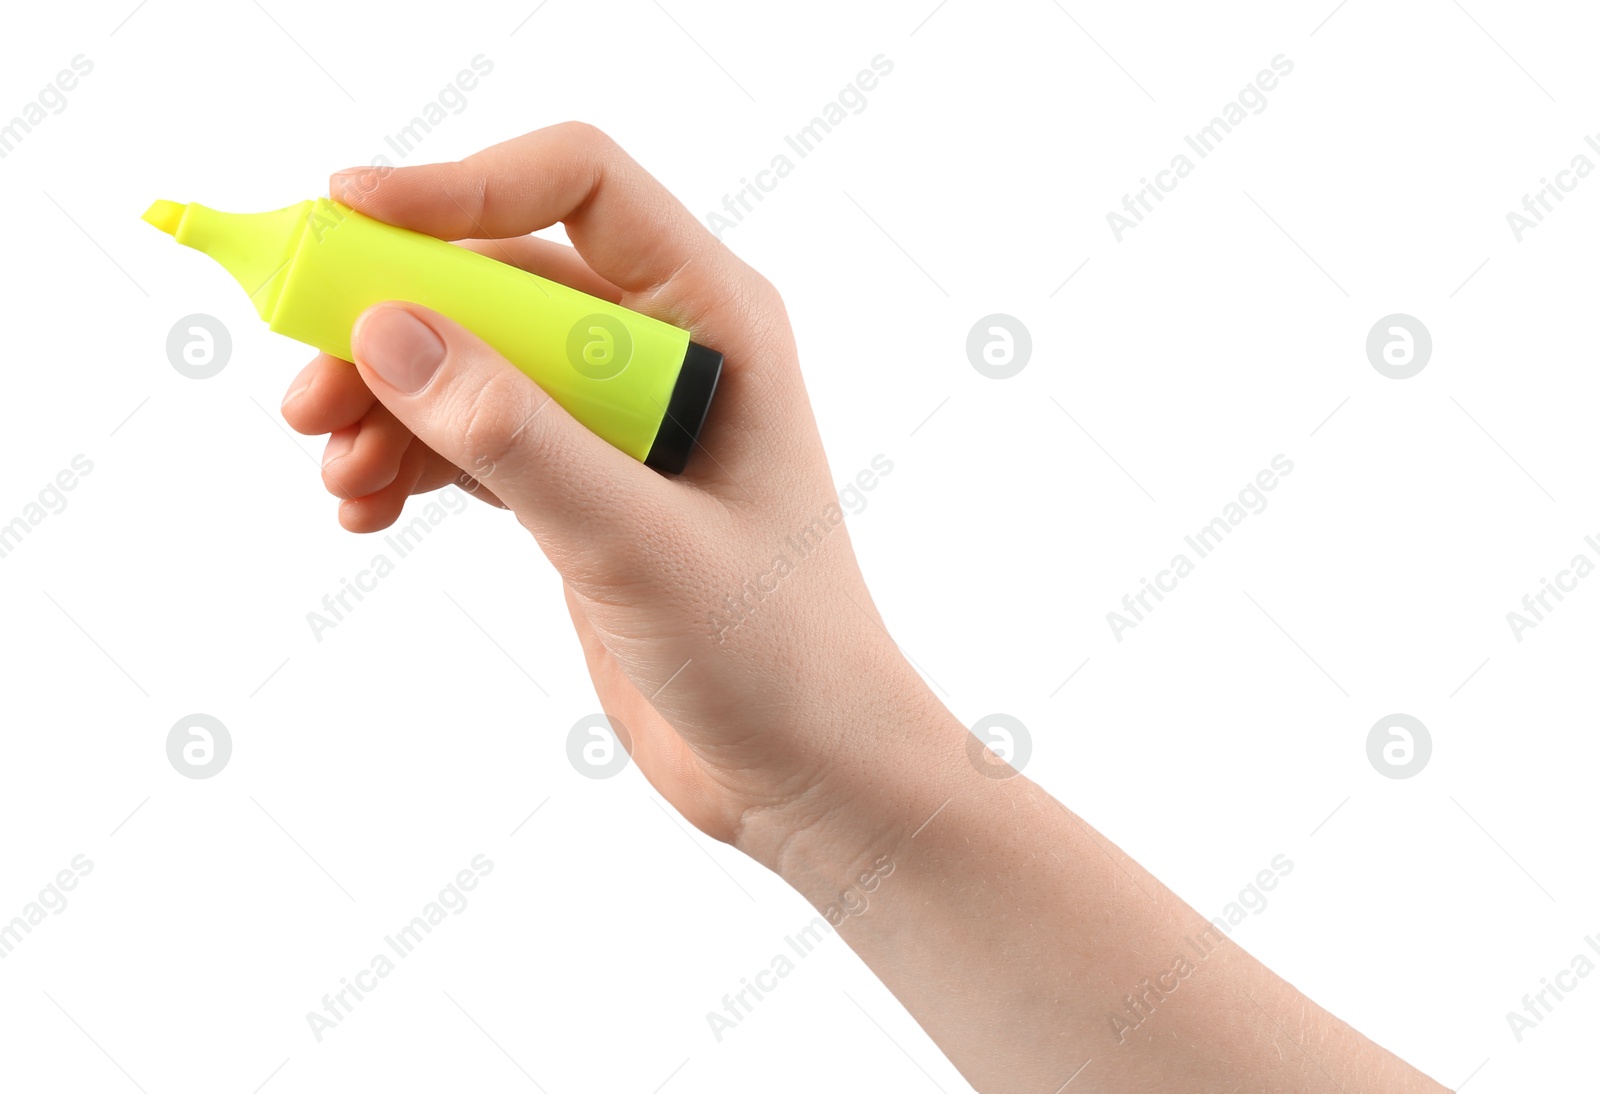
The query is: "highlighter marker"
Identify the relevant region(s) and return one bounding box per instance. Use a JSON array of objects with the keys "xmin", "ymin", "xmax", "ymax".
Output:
[{"xmin": 142, "ymin": 198, "xmax": 722, "ymax": 474}]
